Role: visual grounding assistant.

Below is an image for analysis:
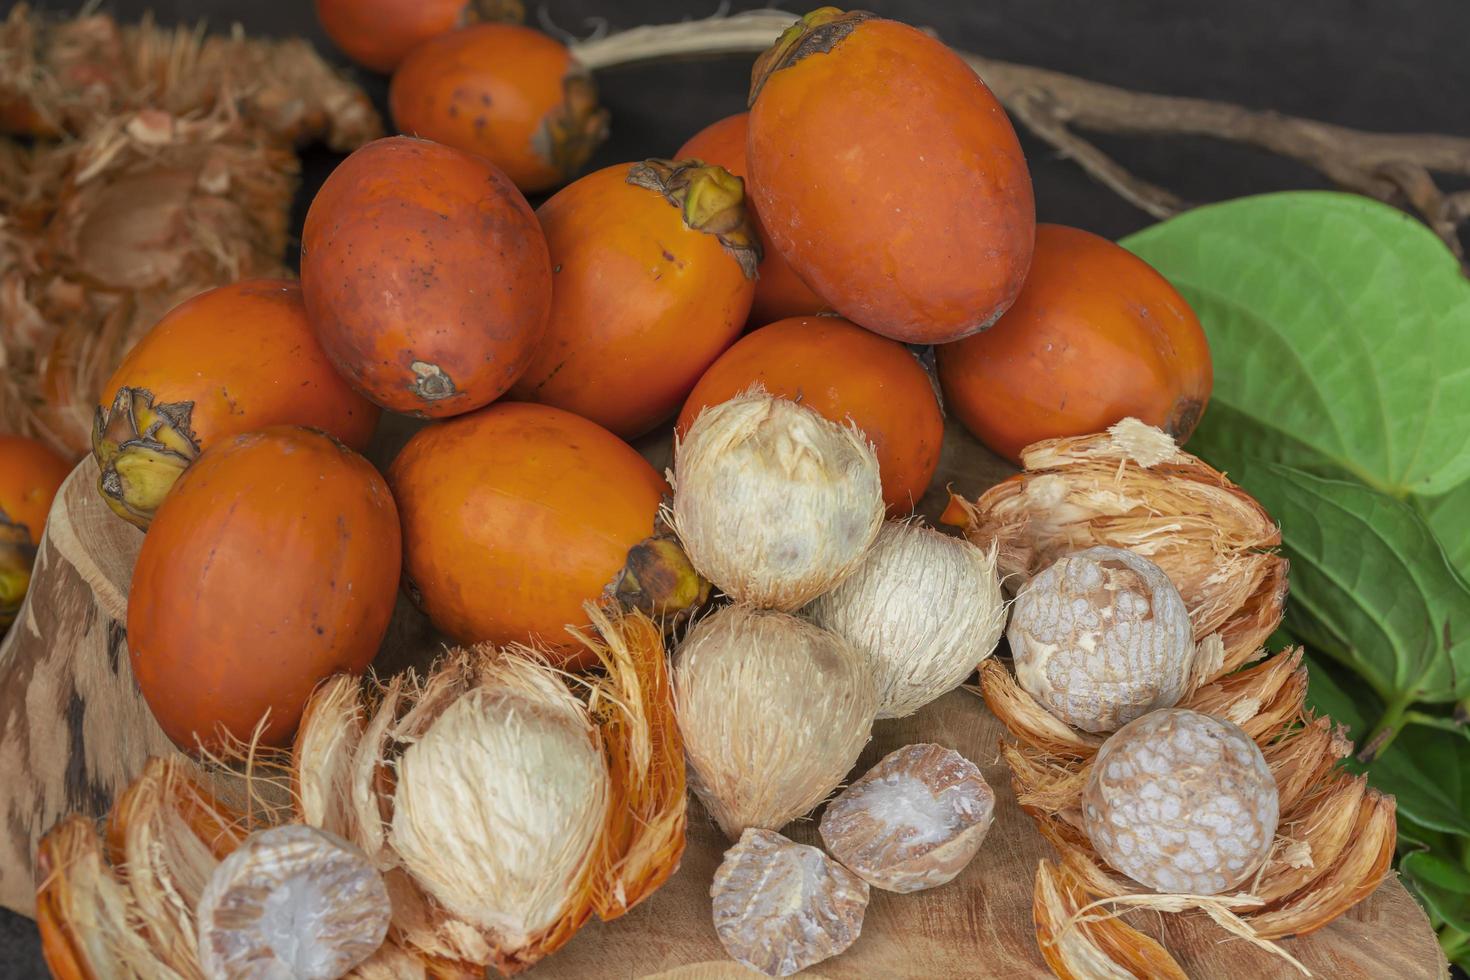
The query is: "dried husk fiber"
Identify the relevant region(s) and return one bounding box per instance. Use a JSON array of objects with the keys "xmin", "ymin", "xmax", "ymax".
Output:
[
  {"xmin": 956, "ymin": 421, "xmax": 1396, "ymax": 973},
  {"xmin": 673, "ymin": 604, "xmax": 879, "ymax": 840},
  {"xmin": 0, "ymin": 3, "xmax": 380, "ymax": 458},
  {"xmin": 35, "ymin": 609, "xmax": 685, "ymax": 978},
  {"xmin": 804, "ymin": 519, "xmax": 1005, "ymax": 719}
]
